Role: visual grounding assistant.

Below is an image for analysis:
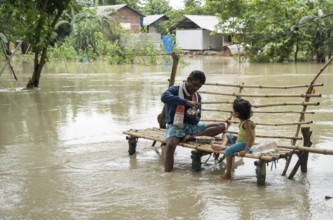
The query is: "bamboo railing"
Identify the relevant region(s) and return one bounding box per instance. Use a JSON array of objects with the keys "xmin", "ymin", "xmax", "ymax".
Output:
[{"xmin": 196, "ymin": 56, "xmax": 333, "ymax": 168}]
